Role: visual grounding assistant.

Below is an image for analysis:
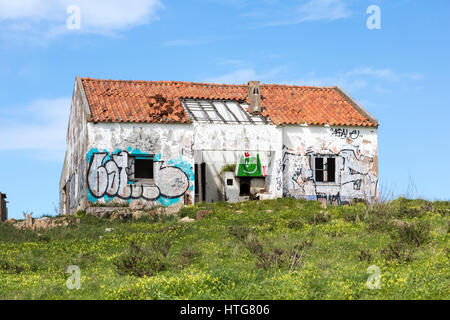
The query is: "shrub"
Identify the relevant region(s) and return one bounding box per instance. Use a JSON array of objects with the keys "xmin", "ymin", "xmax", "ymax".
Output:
[
  {"xmin": 113, "ymin": 240, "xmax": 170, "ymax": 277},
  {"xmin": 178, "ymin": 206, "xmax": 197, "ymax": 219},
  {"xmin": 228, "ymin": 225, "xmax": 312, "ymax": 270},
  {"xmin": 343, "ymin": 208, "xmax": 366, "ymax": 223},
  {"xmin": 390, "ymin": 220, "xmax": 431, "ymax": 247},
  {"xmin": 244, "ymin": 233, "xmax": 264, "ymax": 257},
  {"xmin": 220, "ymin": 164, "xmax": 236, "ymax": 174},
  {"xmin": 358, "ymin": 249, "xmax": 374, "ymax": 263},
  {"xmin": 287, "ymin": 218, "xmax": 304, "ymax": 230},
  {"xmin": 365, "ymin": 204, "xmax": 393, "ymax": 232},
  {"xmin": 151, "ymin": 212, "xmax": 177, "ymax": 223},
  {"xmin": 306, "ymin": 212, "xmax": 330, "ymax": 225},
  {"xmin": 391, "ymin": 198, "xmax": 433, "ymax": 219},
  {"xmin": 381, "ymin": 243, "xmax": 414, "ymax": 263},
  {"xmin": 434, "ymin": 201, "xmax": 450, "ymax": 216},
  {"xmin": 0, "ymin": 260, "xmax": 24, "ymax": 274},
  {"xmin": 75, "ymin": 210, "xmax": 86, "ymax": 217},
  {"xmin": 228, "ymin": 225, "xmax": 253, "ymax": 242},
  {"xmin": 176, "ymin": 248, "xmax": 200, "ymax": 268}
]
